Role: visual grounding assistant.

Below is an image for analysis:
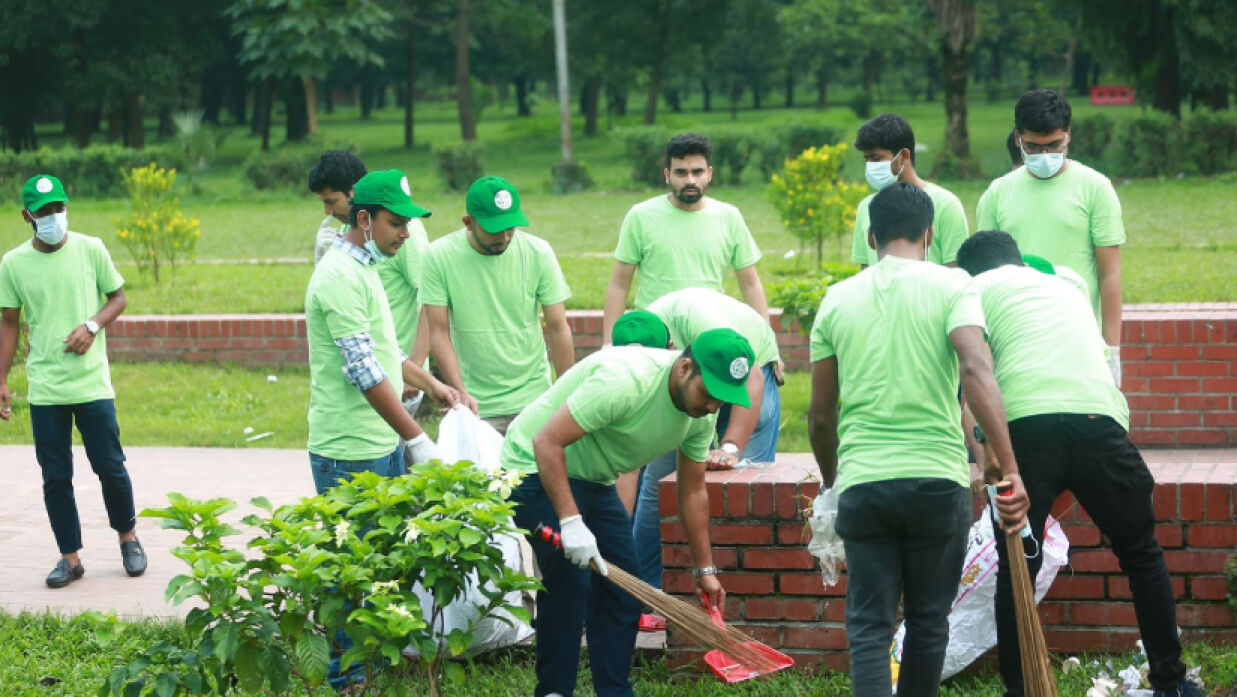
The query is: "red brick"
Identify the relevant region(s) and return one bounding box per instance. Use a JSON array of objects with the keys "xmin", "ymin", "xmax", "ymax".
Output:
[
  {"xmin": 1037, "ymin": 601, "xmax": 1068, "ymax": 625},
  {"xmin": 1203, "ymin": 411, "xmax": 1237, "ymax": 428},
  {"xmin": 1176, "ymin": 362, "xmax": 1230, "ymax": 377},
  {"xmin": 1188, "ymin": 576, "xmax": 1232, "ymax": 601},
  {"xmin": 743, "ymin": 598, "xmax": 821, "ymax": 621},
  {"xmin": 715, "ymin": 572, "xmax": 776, "ymax": 595},
  {"xmin": 708, "ymin": 482, "xmax": 725, "ymax": 517},
  {"xmin": 703, "ymin": 523, "xmax": 775, "ymax": 545},
  {"xmin": 1187, "ymin": 524, "xmax": 1237, "ymax": 548},
  {"xmin": 1205, "ymin": 486, "xmax": 1233, "ymax": 521},
  {"xmin": 1162, "ymin": 549, "xmax": 1232, "ymax": 573},
  {"xmin": 1149, "ymin": 345, "xmax": 1200, "ymax": 361},
  {"xmin": 1156, "ymin": 524, "xmax": 1185, "ymax": 549},
  {"xmin": 1201, "ymin": 345, "xmax": 1237, "ymax": 361},
  {"xmin": 1109, "ymin": 575, "xmax": 1186, "ymax": 600},
  {"xmin": 1203, "ymin": 378, "xmax": 1237, "ymax": 393},
  {"xmin": 1149, "ymin": 378, "xmax": 1201, "ymax": 394},
  {"xmin": 750, "ymin": 482, "xmax": 774, "ymax": 517},
  {"xmin": 779, "ymin": 572, "xmax": 847, "ymax": 597},
  {"xmin": 1178, "ymin": 395, "xmax": 1230, "ymax": 411},
  {"xmin": 662, "ymin": 546, "xmax": 739, "ymax": 570},
  {"xmin": 725, "ymin": 488, "xmax": 749, "ymax": 518},
  {"xmin": 783, "ymin": 626, "xmax": 849, "ymax": 650},
  {"xmin": 721, "ymin": 624, "xmax": 781, "ymax": 646},
  {"xmin": 1128, "ymin": 412, "xmax": 1151, "ymax": 428},
  {"xmin": 1121, "ymin": 378, "xmax": 1149, "ymax": 393},
  {"xmin": 661, "ymin": 521, "xmax": 687, "ymax": 543},
  {"xmin": 1126, "ymin": 395, "xmax": 1178, "ymax": 411},
  {"xmin": 264, "ymin": 338, "xmax": 302, "ymax": 350},
  {"xmin": 1044, "ymin": 628, "xmax": 1138, "ymax": 653},
  {"xmin": 742, "ymin": 548, "xmax": 816, "ymax": 571},
  {"xmin": 659, "ymin": 485, "xmax": 678, "ymax": 516},
  {"xmin": 663, "ymin": 570, "xmax": 695, "ymax": 594},
  {"xmin": 1061, "ymin": 524, "xmax": 1101, "ymax": 548},
  {"xmin": 1125, "ymin": 361, "xmax": 1175, "ymax": 377},
  {"xmin": 1180, "ymin": 483, "xmax": 1206, "ymax": 521},
  {"xmin": 1070, "ymin": 602, "xmax": 1140, "ymax": 626},
  {"xmin": 1046, "ymin": 573, "xmax": 1106, "ymax": 599},
  {"xmin": 1174, "ymin": 603, "xmax": 1237, "ymax": 627},
  {"xmin": 775, "ymin": 483, "xmax": 803, "ymax": 520},
  {"xmin": 1150, "ymin": 412, "xmax": 1201, "ymax": 428},
  {"xmin": 778, "ymin": 523, "xmax": 809, "ymax": 545},
  {"xmin": 1178, "ymin": 430, "xmax": 1229, "ymax": 446},
  {"xmin": 1069, "ymin": 550, "xmax": 1123, "ymax": 574},
  {"xmin": 783, "ymin": 651, "xmax": 850, "ymax": 672},
  {"xmin": 821, "ymin": 600, "xmax": 846, "ymax": 621}
]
